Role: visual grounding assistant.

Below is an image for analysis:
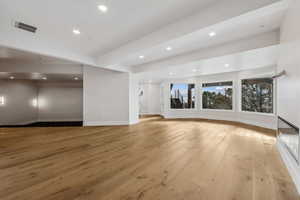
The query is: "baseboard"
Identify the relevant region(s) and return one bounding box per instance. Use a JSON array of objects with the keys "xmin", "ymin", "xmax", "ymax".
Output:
[
  {"xmin": 277, "ymin": 140, "xmax": 300, "ymax": 194},
  {"xmin": 0, "ymin": 120, "xmax": 37, "ymax": 127},
  {"xmin": 1, "ymin": 119, "xmax": 136, "ymax": 127},
  {"xmin": 237, "ymin": 119, "xmax": 277, "ymax": 130},
  {"xmin": 84, "ymin": 121, "xmax": 131, "ymax": 126},
  {"xmin": 239, "ymin": 119, "xmax": 276, "ymax": 130},
  {"xmin": 32, "ymin": 121, "xmax": 83, "ymax": 127},
  {"xmin": 162, "ymin": 115, "xmax": 276, "ymax": 130},
  {"xmin": 140, "ymin": 113, "xmax": 161, "ymax": 115},
  {"xmin": 129, "ymin": 119, "xmax": 139, "ymax": 125},
  {"xmin": 0, "ymin": 121, "xmax": 83, "ymax": 127},
  {"xmin": 37, "ymin": 119, "xmax": 83, "ymax": 122}
]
